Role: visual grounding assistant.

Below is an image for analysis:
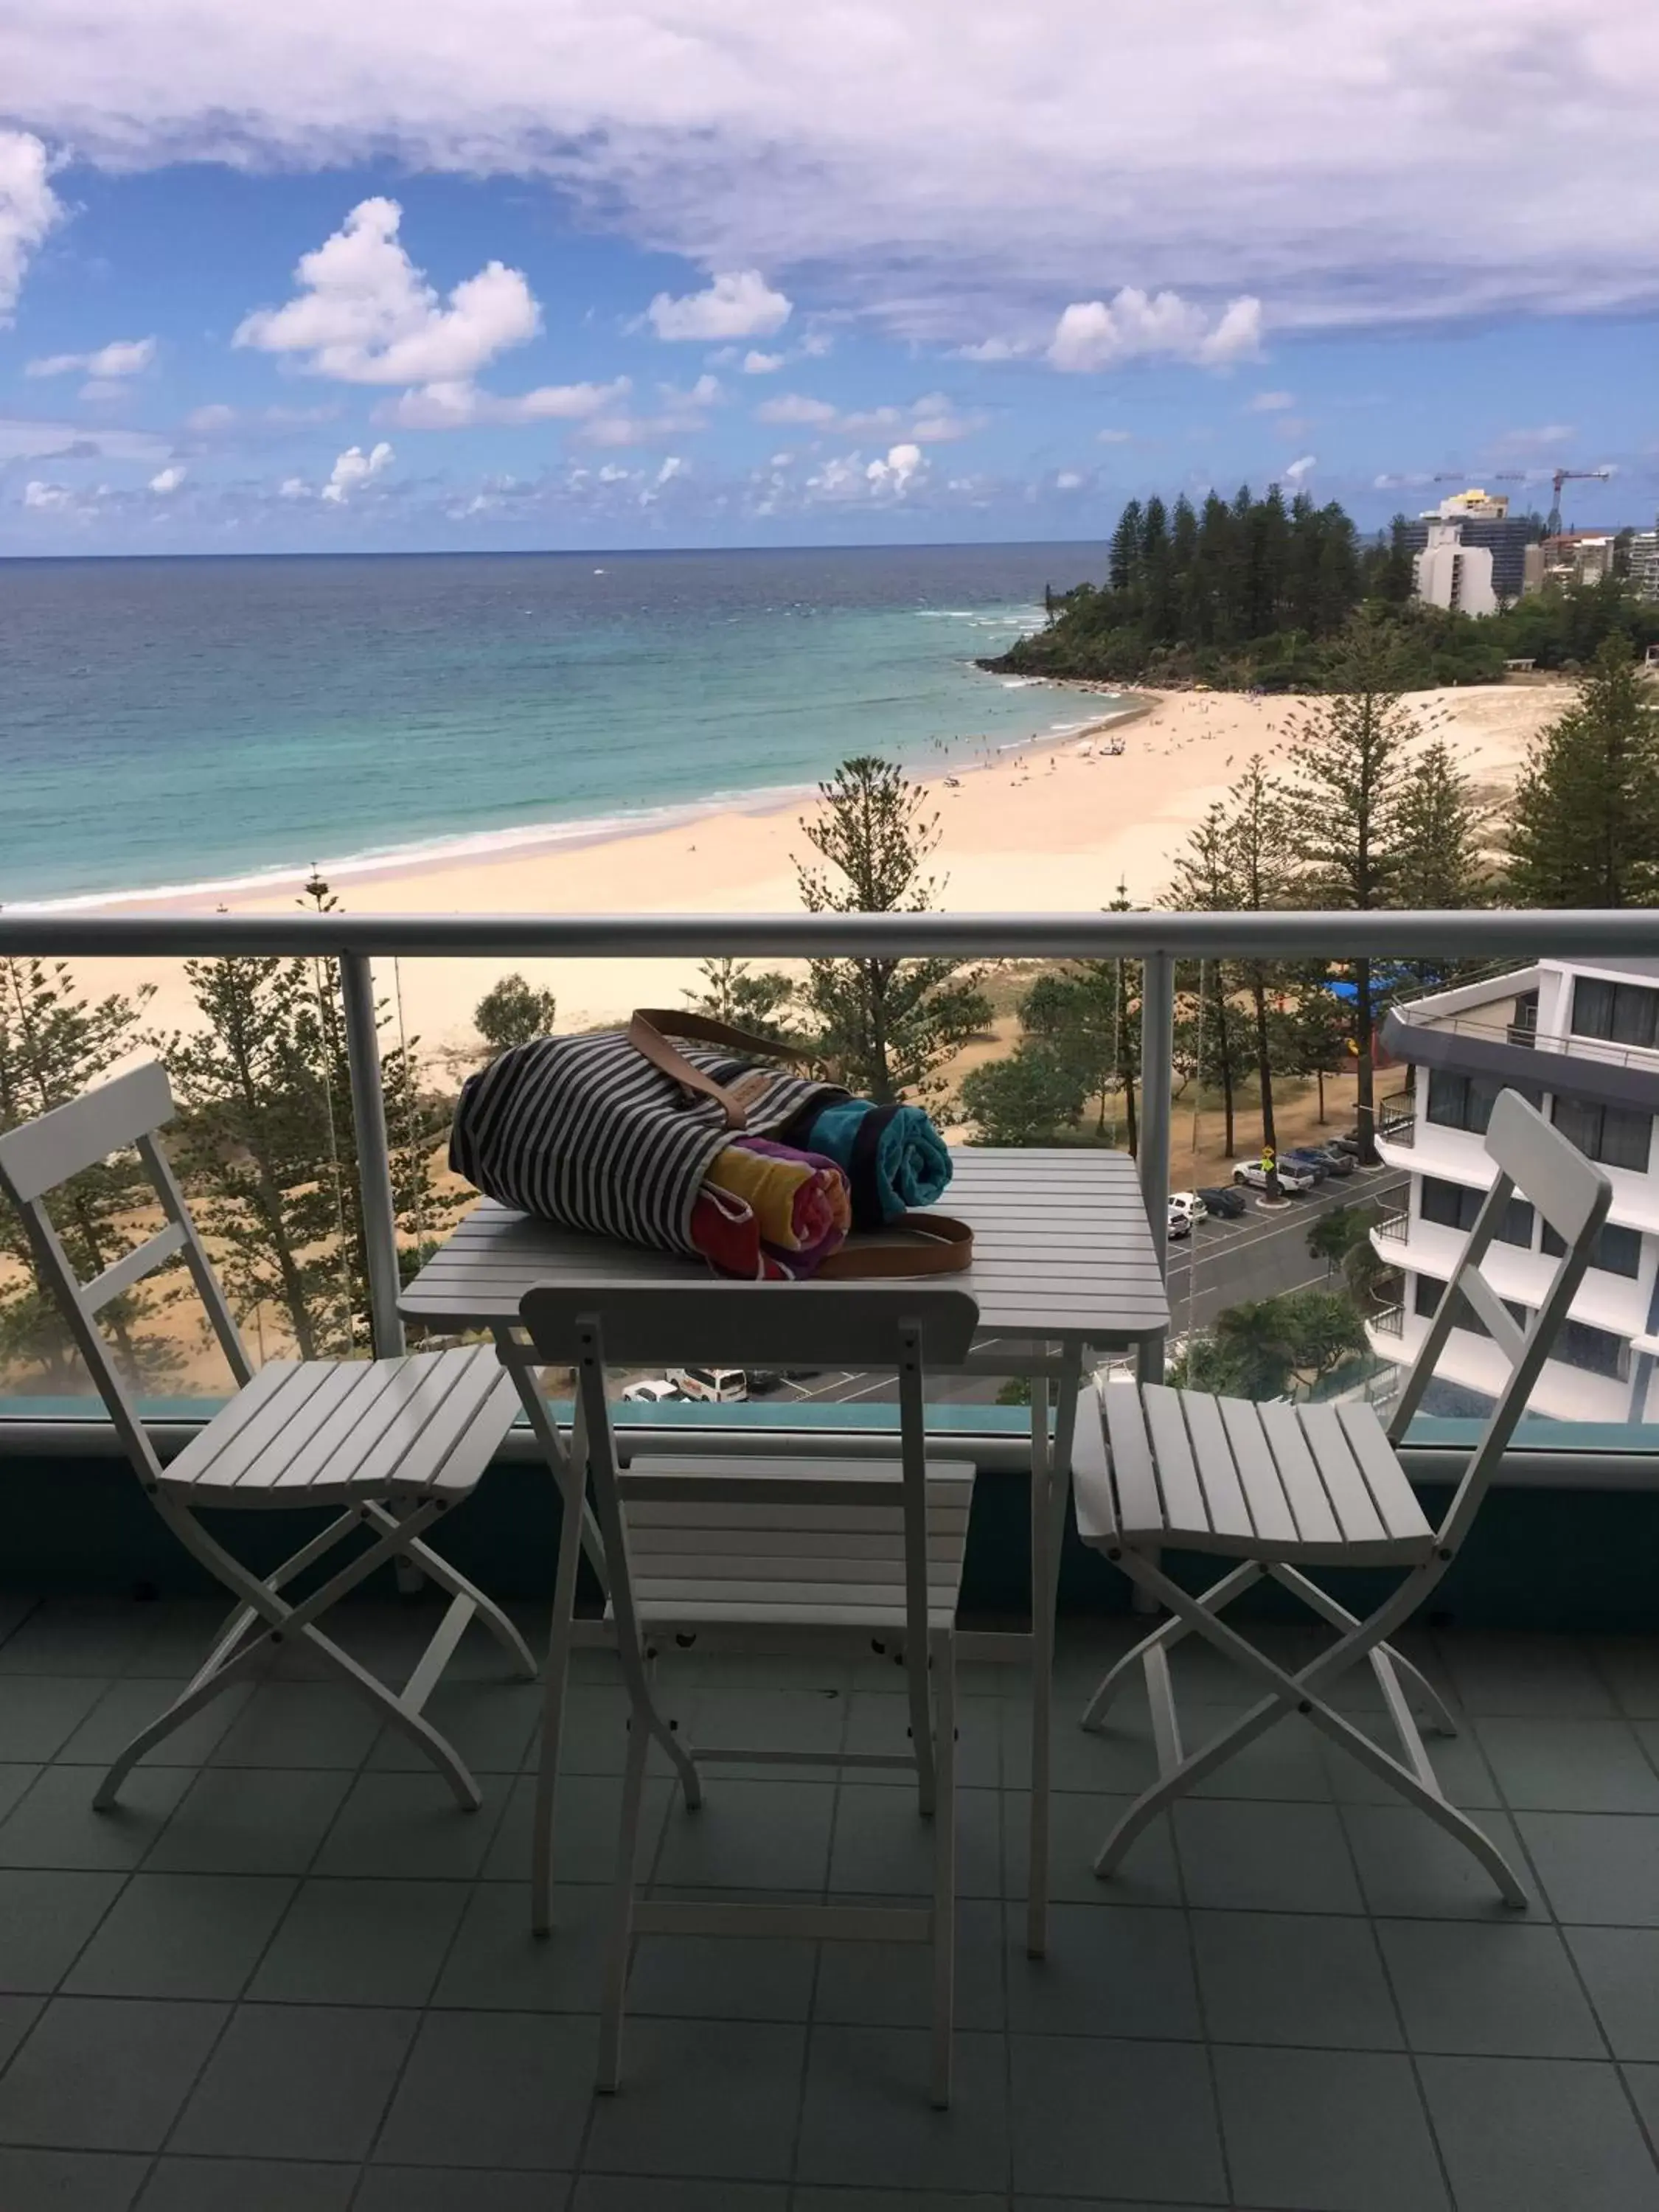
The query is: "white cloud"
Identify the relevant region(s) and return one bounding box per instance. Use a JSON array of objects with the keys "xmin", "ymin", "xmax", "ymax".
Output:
[
  {"xmin": 755, "ymin": 392, "xmax": 840, "ymax": 428},
  {"xmin": 1048, "ymin": 289, "xmax": 1263, "ymax": 372},
  {"xmin": 279, "ymin": 476, "xmax": 310, "ymax": 498},
  {"xmin": 655, "ymin": 455, "xmax": 686, "ymax": 484},
  {"xmin": 184, "ymin": 400, "xmax": 341, "ymax": 437},
  {"xmin": 1283, "ymin": 453, "xmax": 1317, "ymax": 482},
  {"xmin": 148, "ymin": 464, "xmax": 186, "ymax": 493},
  {"xmin": 754, "ymin": 389, "xmax": 982, "ymax": 442},
  {"xmin": 1246, "ymin": 389, "xmax": 1295, "ymax": 413},
  {"xmin": 0, "ymin": 416, "xmax": 170, "ymax": 462},
  {"xmin": 320, "ymin": 439, "xmax": 394, "ymax": 501},
  {"xmin": 742, "ymin": 349, "xmax": 785, "ymax": 374},
  {"xmin": 865, "ymin": 442, "xmax": 925, "ymax": 495},
  {"xmin": 1096, "ymin": 428, "xmax": 1133, "ymax": 444},
  {"xmin": 7, "ymin": 13, "xmax": 1659, "ymax": 338},
  {"xmin": 953, "ymin": 336, "xmax": 1034, "ymax": 361},
  {"xmin": 1054, "ymin": 470, "xmax": 1085, "ymax": 490},
  {"xmin": 235, "ymin": 198, "xmax": 539, "ymax": 384},
  {"xmin": 0, "ymin": 131, "xmax": 61, "ymax": 321},
  {"xmin": 21, "ymin": 478, "xmax": 72, "ymax": 509},
  {"xmin": 377, "ymin": 376, "xmax": 630, "ymax": 428},
  {"xmin": 574, "ymin": 374, "xmax": 720, "ymax": 448},
  {"xmin": 27, "ymin": 335, "xmax": 156, "ymax": 378},
  {"xmin": 647, "ymin": 268, "xmax": 791, "ymax": 341}
]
